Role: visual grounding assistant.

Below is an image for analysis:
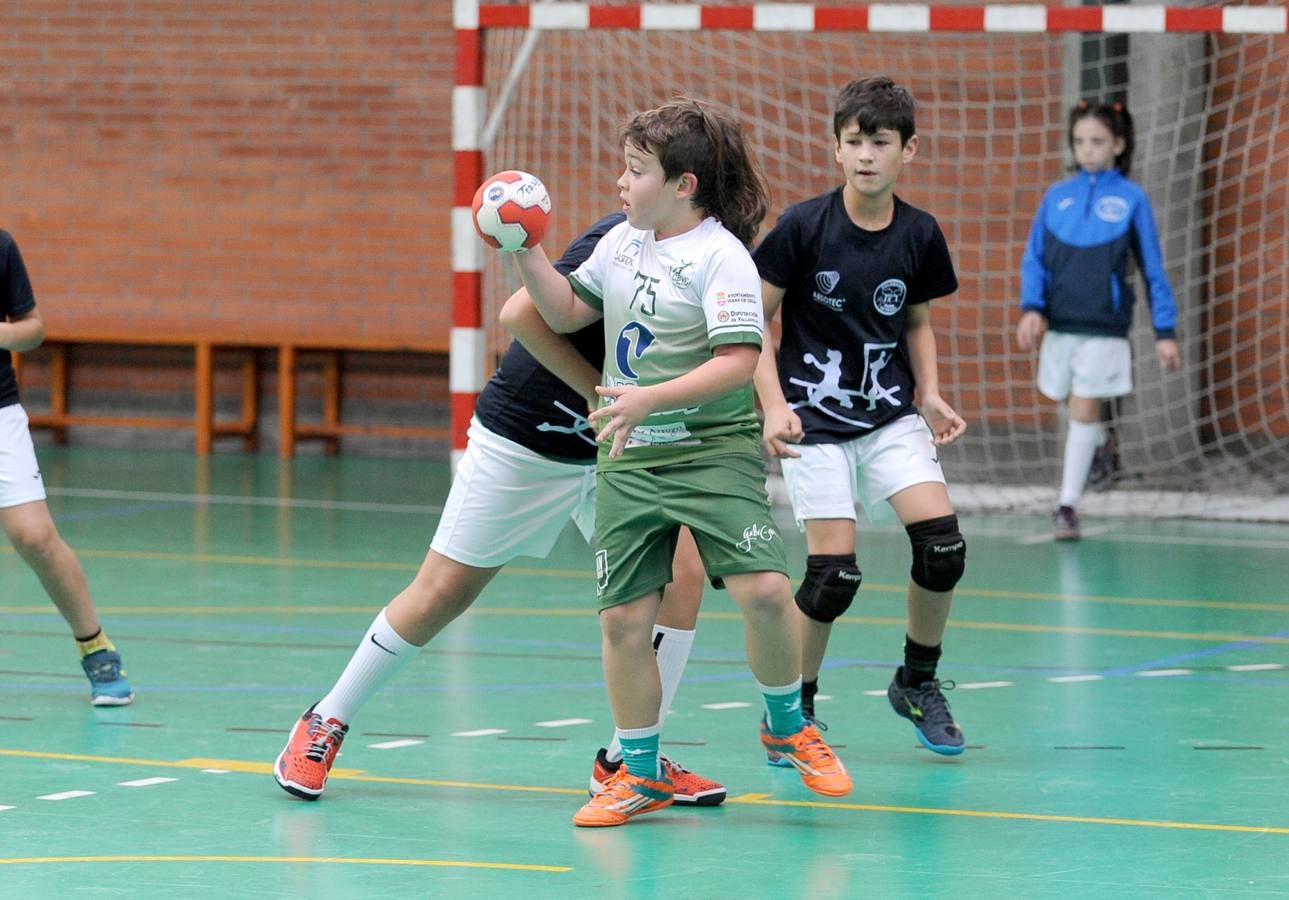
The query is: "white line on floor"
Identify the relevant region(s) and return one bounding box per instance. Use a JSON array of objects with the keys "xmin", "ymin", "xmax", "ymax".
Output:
[
  {"xmin": 368, "ymin": 739, "xmax": 425, "ymax": 750},
  {"xmin": 37, "ymin": 791, "xmax": 95, "ymax": 801},
  {"xmin": 452, "ymin": 728, "xmax": 507, "ymax": 737},
  {"xmin": 1136, "ymin": 668, "xmax": 1193, "ymax": 677},
  {"xmin": 1049, "ymin": 674, "xmax": 1105, "ymax": 683},
  {"xmin": 535, "ymin": 718, "xmax": 593, "ymax": 728},
  {"xmin": 118, "ymin": 777, "xmax": 178, "ymax": 788},
  {"xmin": 700, "ymin": 702, "xmax": 752, "ymax": 710}
]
